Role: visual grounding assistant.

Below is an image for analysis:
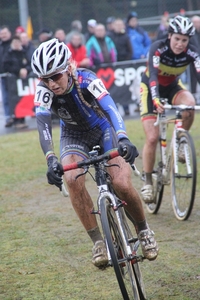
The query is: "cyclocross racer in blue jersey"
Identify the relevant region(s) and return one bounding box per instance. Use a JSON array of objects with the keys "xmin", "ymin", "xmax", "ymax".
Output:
[
  {"xmin": 34, "ymin": 67, "xmax": 128, "ymax": 159},
  {"xmin": 31, "ymin": 38, "xmax": 158, "ymax": 268}
]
